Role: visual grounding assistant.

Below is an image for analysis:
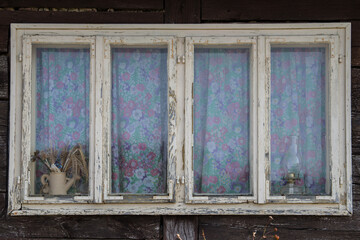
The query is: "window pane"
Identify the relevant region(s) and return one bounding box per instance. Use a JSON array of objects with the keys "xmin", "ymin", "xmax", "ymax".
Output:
[
  {"xmin": 111, "ymin": 48, "xmax": 168, "ymax": 194},
  {"xmin": 193, "ymin": 47, "xmax": 250, "ymax": 195},
  {"xmin": 33, "ymin": 48, "xmax": 90, "ymax": 195},
  {"xmin": 270, "ymin": 47, "xmax": 328, "ymax": 196}
]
